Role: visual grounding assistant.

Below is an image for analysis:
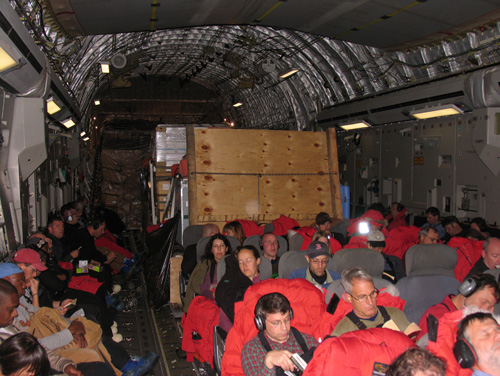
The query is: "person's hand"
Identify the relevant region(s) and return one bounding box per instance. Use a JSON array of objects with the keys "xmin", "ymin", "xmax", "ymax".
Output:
[
  {"xmin": 64, "ymin": 365, "xmax": 82, "ymax": 376},
  {"xmin": 70, "ymin": 249, "xmax": 80, "ymax": 259},
  {"xmin": 29, "ymin": 278, "xmax": 39, "ymax": 295},
  {"xmin": 56, "ymin": 299, "xmax": 73, "ymax": 316},
  {"xmin": 72, "ymin": 333, "xmax": 88, "ymax": 348},
  {"xmin": 104, "ymin": 251, "xmax": 117, "ymax": 264},
  {"xmin": 68, "ymin": 320, "xmax": 85, "ymax": 336},
  {"xmin": 264, "ymin": 350, "xmax": 295, "ymax": 371}
]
